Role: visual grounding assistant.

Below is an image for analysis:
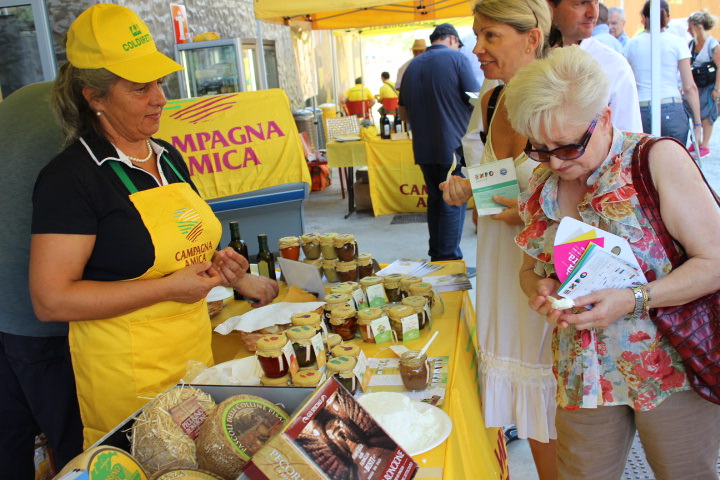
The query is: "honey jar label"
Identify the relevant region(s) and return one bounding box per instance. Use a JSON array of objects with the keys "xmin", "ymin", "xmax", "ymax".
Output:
[
  {"xmin": 401, "ymin": 314, "xmax": 420, "ymax": 342},
  {"xmin": 354, "ymin": 350, "xmax": 369, "ymax": 392},
  {"xmin": 366, "ymin": 284, "xmax": 387, "ymax": 308},
  {"xmin": 310, "ymin": 332, "xmax": 327, "ymax": 368},
  {"xmin": 352, "ymin": 288, "xmax": 368, "ymax": 310},
  {"xmin": 282, "ymin": 340, "xmax": 299, "ymax": 377},
  {"xmin": 424, "ymin": 304, "xmax": 433, "ymax": 330},
  {"xmin": 370, "ymin": 315, "xmax": 392, "ymax": 344}
]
